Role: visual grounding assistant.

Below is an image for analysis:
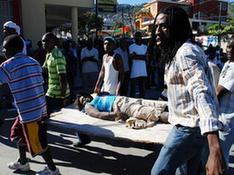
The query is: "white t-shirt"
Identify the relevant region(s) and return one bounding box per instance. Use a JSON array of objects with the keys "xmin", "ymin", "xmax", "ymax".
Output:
[
  {"xmin": 129, "ymin": 43, "xmax": 147, "ymax": 78},
  {"xmin": 115, "ymin": 47, "xmax": 129, "ymax": 72},
  {"xmin": 80, "ymin": 47, "xmax": 99, "ymax": 73},
  {"xmin": 218, "ymin": 61, "xmax": 234, "ymax": 117}
]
